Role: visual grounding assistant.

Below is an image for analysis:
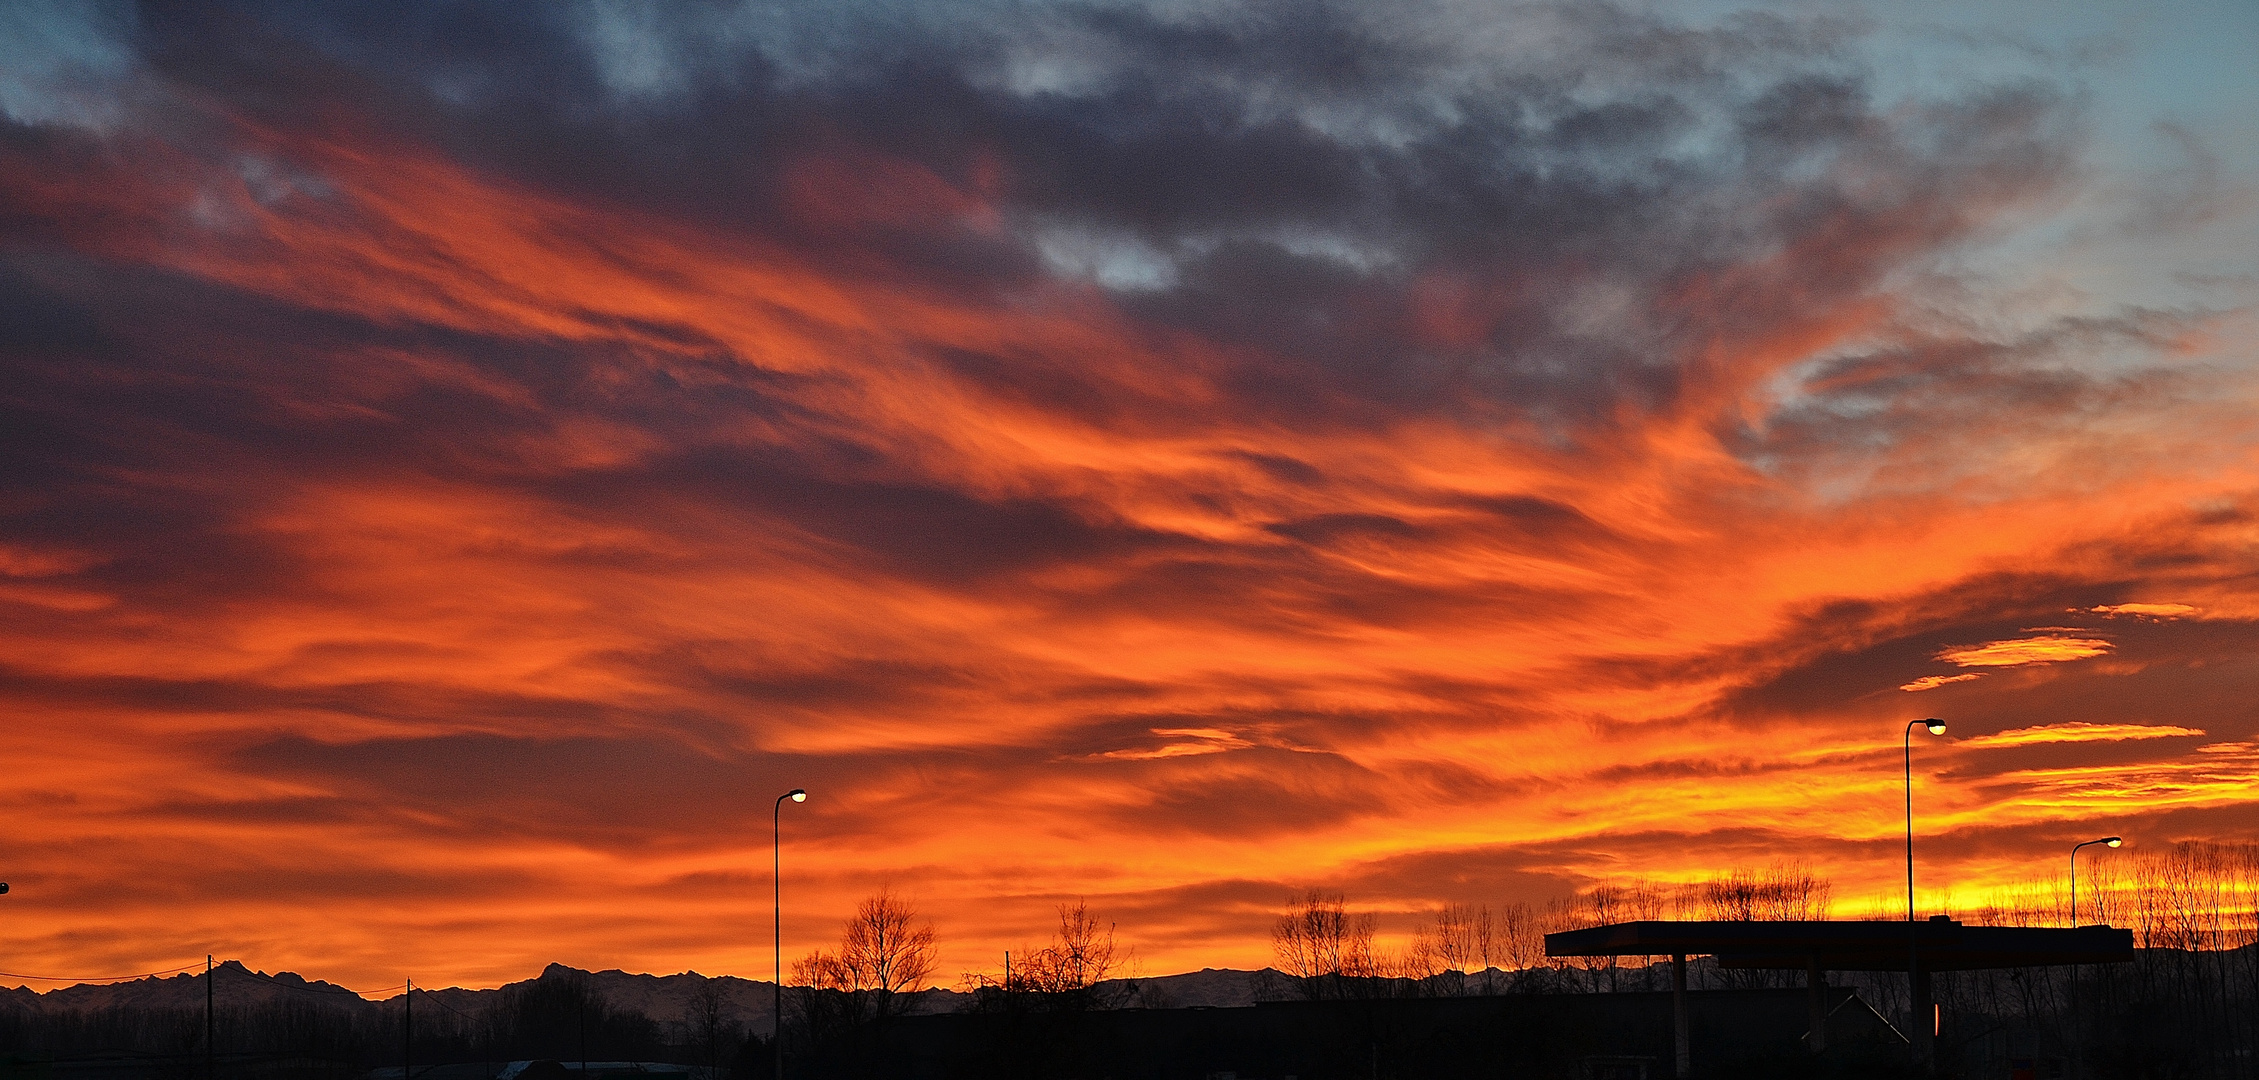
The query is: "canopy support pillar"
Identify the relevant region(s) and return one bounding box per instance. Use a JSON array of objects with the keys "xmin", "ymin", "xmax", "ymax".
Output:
[{"xmin": 1672, "ymin": 952, "xmax": 1689, "ymax": 1079}]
